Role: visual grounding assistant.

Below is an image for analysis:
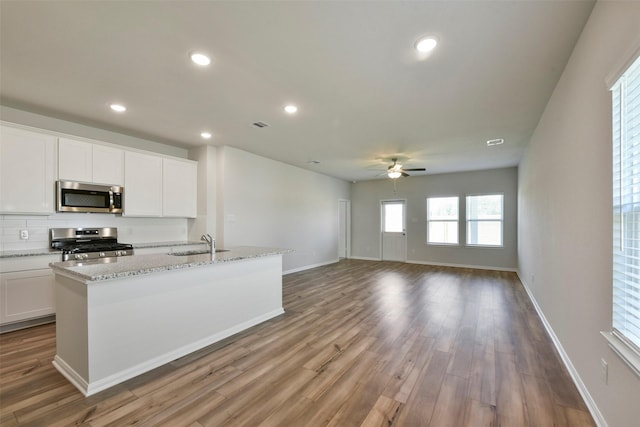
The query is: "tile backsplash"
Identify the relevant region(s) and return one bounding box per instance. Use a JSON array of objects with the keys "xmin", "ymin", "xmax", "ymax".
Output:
[{"xmin": 0, "ymin": 213, "xmax": 188, "ymax": 252}]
